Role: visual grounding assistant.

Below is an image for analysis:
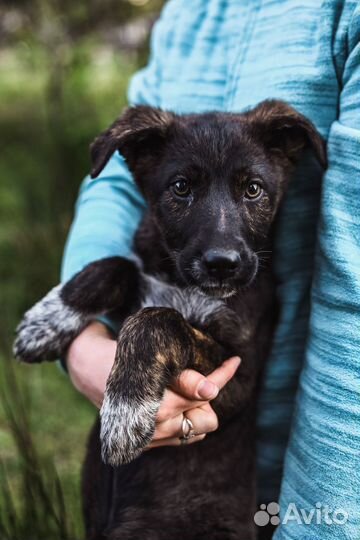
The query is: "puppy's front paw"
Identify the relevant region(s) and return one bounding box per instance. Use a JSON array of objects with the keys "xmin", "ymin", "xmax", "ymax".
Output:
[
  {"xmin": 13, "ymin": 285, "xmax": 83, "ymax": 363},
  {"xmin": 99, "ymin": 307, "xmax": 196, "ymax": 466},
  {"xmin": 100, "ymin": 393, "xmax": 159, "ymax": 466}
]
